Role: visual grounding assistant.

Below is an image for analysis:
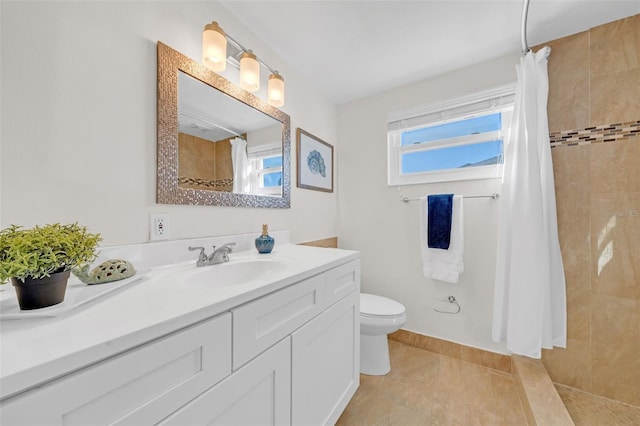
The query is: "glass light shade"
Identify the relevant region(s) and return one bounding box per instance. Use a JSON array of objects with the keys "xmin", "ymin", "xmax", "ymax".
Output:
[
  {"xmin": 240, "ymin": 51, "xmax": 260, "ymax": 92},
  {"xmin": 268, "ymin": 73, "xmax": 285, "ymax": 107},
  {"xmin": 202, "ymin": 21, "xmax": 227, "ymax": 72}
]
